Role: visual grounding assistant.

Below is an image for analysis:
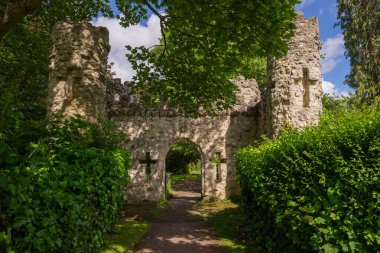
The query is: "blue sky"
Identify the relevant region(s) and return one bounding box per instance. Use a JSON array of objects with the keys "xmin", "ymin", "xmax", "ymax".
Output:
[
  {"xmin": 94, "ymin": 0, "xmax": 353, "ymax": 96},
  {"xmin": 296, "ymin": 0, "xmax": 352, "ymax": 96}
]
